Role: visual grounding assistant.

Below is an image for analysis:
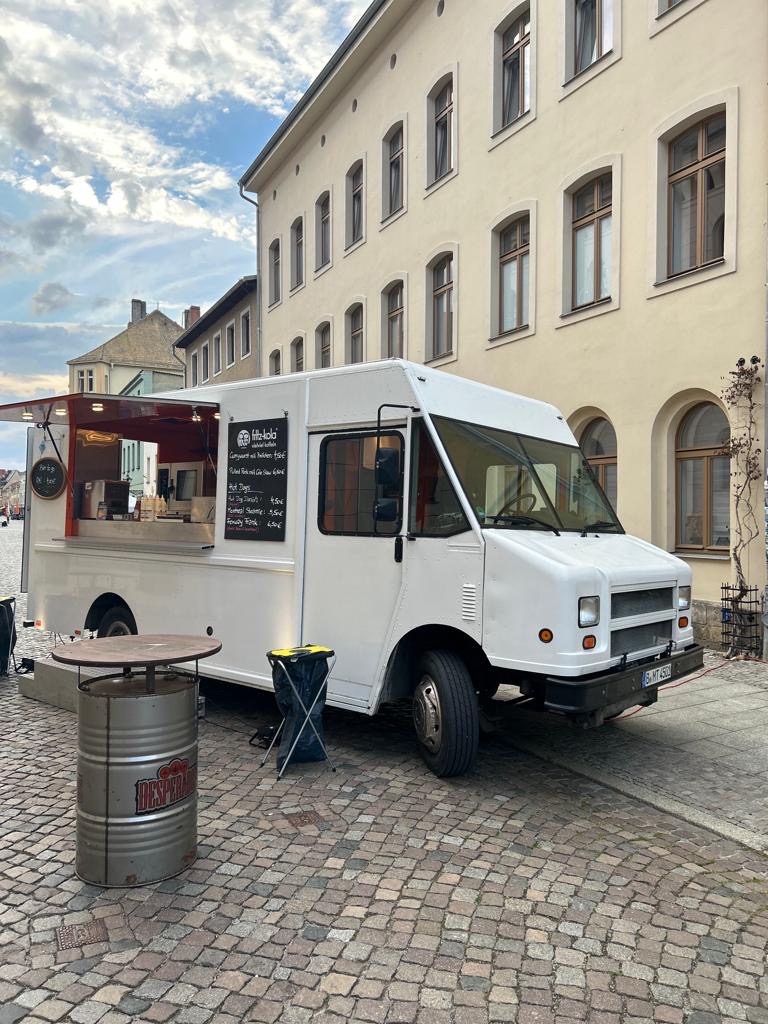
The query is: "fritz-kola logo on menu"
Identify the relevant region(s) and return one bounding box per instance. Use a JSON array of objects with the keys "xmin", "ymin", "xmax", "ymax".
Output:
[
  {"xmin": 135, "ymin": 758, "xmax": 197, "ymax": 815},
  {"xmin": 237, "ymin": 426, "xmax": 279, "ymax": 448}
]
